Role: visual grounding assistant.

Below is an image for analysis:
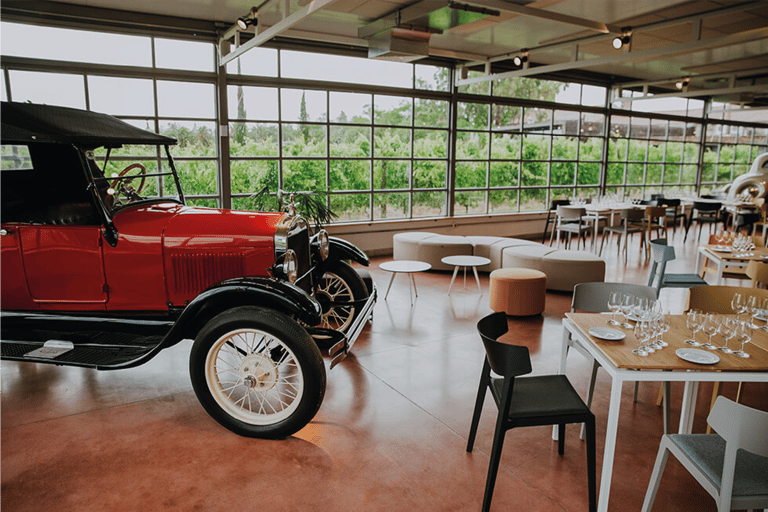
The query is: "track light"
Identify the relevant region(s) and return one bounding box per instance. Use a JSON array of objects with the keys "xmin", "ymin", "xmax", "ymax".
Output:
[
  {"xmin": 612, "ymin": 34, "xmax": 630, "ymax": 50},
  {"xmin": 236, "ymin": 6, "xmax": 259, "ymax": 30},
  {"xmin": 675, "ymin": 78, "xmax": 690, "ymax": 90},
  {"xmin": 513, "ymin": 50, "xmax": 529, "ymax": 67}
]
